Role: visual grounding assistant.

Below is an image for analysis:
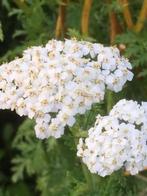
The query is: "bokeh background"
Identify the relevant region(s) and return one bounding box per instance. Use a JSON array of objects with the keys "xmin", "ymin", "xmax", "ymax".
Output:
[{"xmin": 0, "ymin": 0, "xmax": 147, "ymax": 195}]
